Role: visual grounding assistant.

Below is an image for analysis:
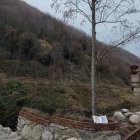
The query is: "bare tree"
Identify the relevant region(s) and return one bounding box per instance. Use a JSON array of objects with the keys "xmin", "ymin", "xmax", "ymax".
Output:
[{"xmin": 51, "ymin": 0, "xmax": 140, "ymax": 115}]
